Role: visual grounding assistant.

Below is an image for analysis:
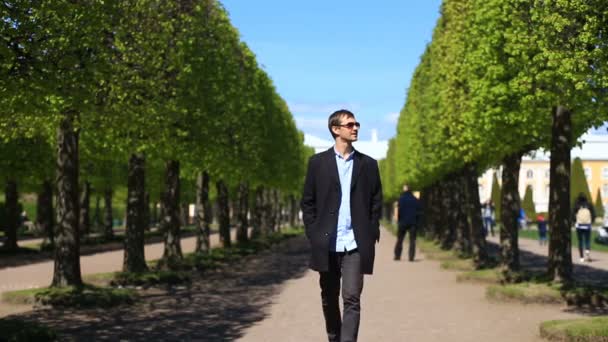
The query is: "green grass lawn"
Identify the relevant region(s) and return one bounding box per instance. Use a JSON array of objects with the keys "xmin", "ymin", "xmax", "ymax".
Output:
[
  {"xmin": 517, "ymin": 225, "xmax": 608, "ymax": 253},
  {"xmin": 0, "ymin": 318, "xmax": 57, "ymax": 341},
  {"xmin": 541, "ymin": 317, "xmax": 608, "ymax": 341}
]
